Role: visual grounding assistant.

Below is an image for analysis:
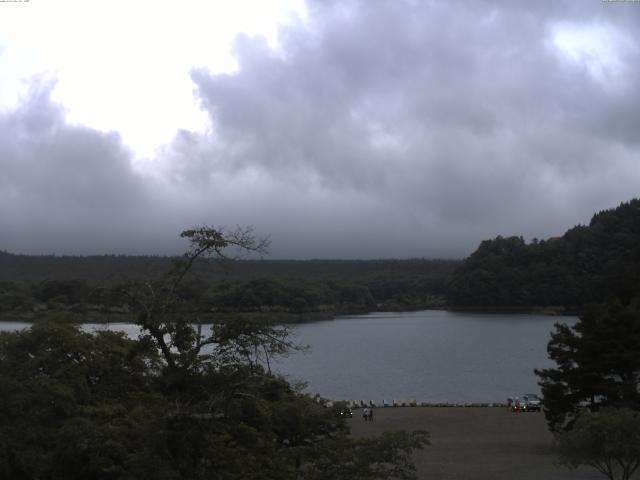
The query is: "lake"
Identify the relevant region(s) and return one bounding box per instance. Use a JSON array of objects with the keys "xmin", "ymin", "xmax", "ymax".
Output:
[
  {"xmin": 1, "ymin": 310, "xmax": 573, "ymax": 404},
  {"xmin": 274, "ymin": 310, "xmax": 572, "ymax": 404}
]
